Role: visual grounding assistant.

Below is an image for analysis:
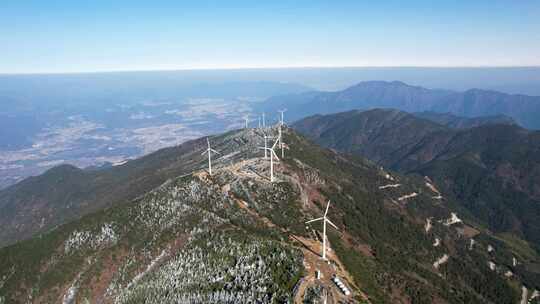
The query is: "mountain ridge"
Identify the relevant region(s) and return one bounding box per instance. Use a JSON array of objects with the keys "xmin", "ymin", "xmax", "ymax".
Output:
[
  {"xmin": 413, "ymin": 111, "xmax": 517, "ymax": 129},
  {"xmin": 258, "ymin": 80, "xmax": 540, "ymax": 129},
  {"xmin": 1, "ymin": 126, "xmax": 538, "ymax": 303}
]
